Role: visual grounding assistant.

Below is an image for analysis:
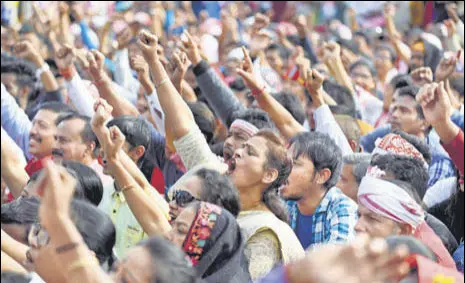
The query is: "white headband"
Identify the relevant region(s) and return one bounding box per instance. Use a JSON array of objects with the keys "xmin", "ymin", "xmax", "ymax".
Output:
[
  {"xmin": 358, "ymin": 176, "xmax": 425, "ymax": 228},
  {"xmin": 230, "ymin": 119, "xmax": 259, "ymax": 137}
]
